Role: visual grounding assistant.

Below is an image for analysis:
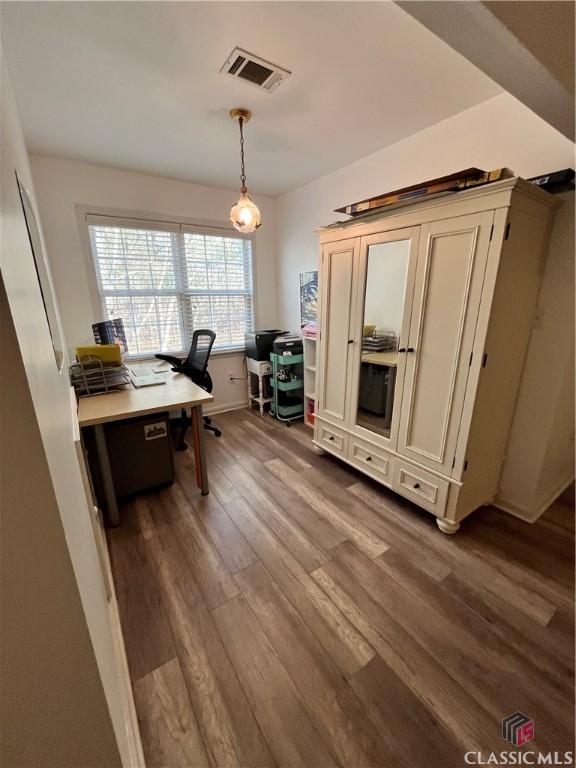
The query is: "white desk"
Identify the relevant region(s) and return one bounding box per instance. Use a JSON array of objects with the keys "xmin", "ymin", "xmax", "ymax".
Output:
[{"xmin": 77, "ymin": 373, "xmax": 213, "ymax": 525}]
